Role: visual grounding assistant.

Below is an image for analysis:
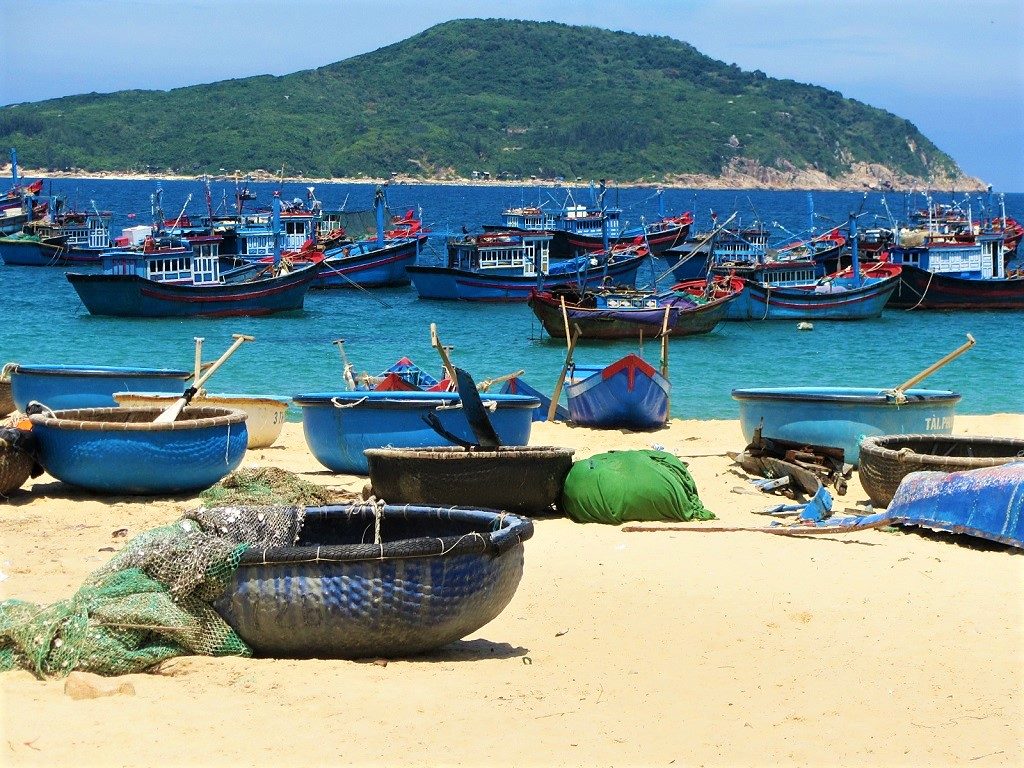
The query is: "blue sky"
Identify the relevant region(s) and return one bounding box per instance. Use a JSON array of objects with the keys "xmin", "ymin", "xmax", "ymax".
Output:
[{"xmin": 2, "ymin": 0, "xmax": 1022, "ymax": 189}]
